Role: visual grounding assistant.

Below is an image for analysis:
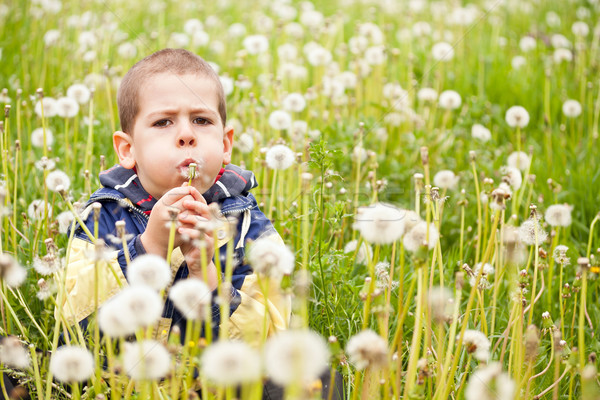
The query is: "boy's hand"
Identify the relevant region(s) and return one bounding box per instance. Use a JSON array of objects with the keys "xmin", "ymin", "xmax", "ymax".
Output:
[{"xmin": 140, "ymin": 185, "xmax": 203, "ymax": 257}]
